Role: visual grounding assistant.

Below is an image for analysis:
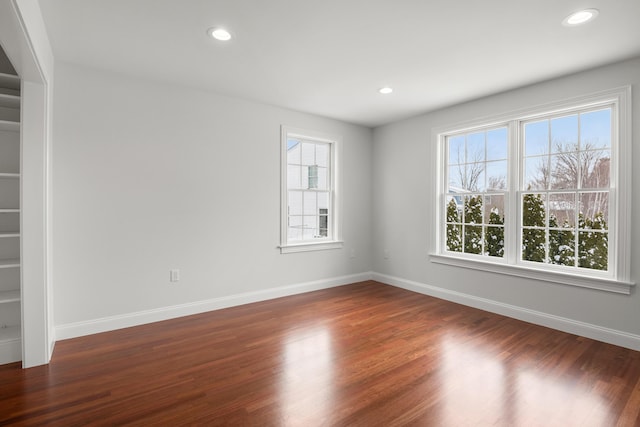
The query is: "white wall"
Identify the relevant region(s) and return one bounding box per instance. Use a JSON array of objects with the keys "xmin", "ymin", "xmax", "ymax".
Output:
[
  {"xmin": 52, "ymin": 62, "xmax": 372, "ymax": 333},
  {"xmin": 372, "ymin": 57, "xmax": 640, "ymax": 347}
]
